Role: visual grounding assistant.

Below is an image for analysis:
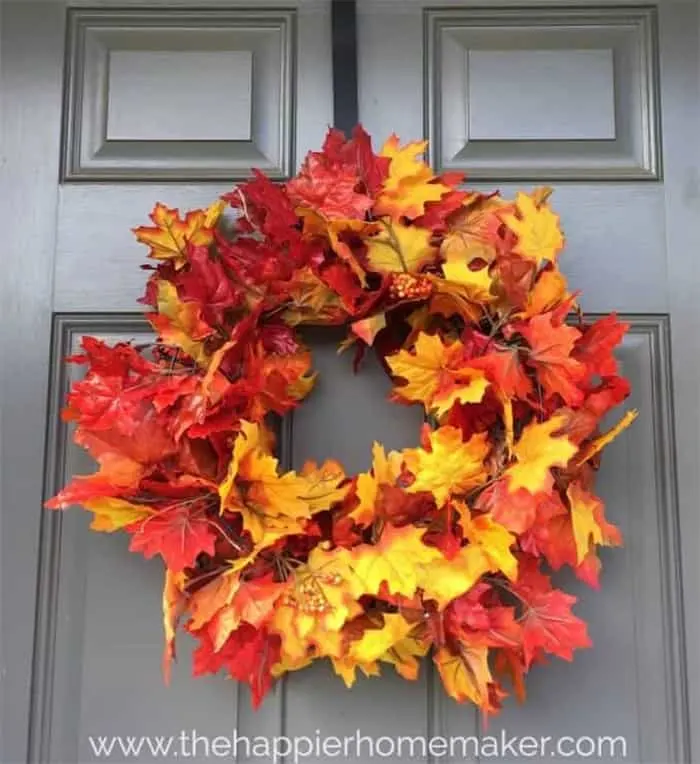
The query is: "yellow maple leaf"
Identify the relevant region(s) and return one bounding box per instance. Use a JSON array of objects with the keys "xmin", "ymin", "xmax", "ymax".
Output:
[
  {"xmin": 331, "ymin": 656, "xmax": 382, "ymax": 688},
  {"xmin": 270, "ymin": 545, "xmax": 362, "ymax": 660},
  {"xmin": 403, "ymin": 426, "xmax": 490, "ymax": 505},
  {"xmin": 502, "ymin": 190, "xmax": 564, "ymax": 266},
  {"xmin": 162, "ymin": 569, "xmax": 186, "ymax": 683},
  {"xmin": 351, "ymin": 442, "xmax": 404, "ymax": 525},
  {"xmin": 567, "ymin": 482, "xmax": 622, "ymax": 564},
  {"xmin": 459, "ymin": 504, "xmax": 518, "ymax": 581},
  {"xmin": 347, "ymin": 613, "xmax": 418, "ymax": 665},
  {"xmin": 348, "ymin": 524, "xmax": 443, "ymax": 597},
  {"xmin": 575, "ymin": 409, "xmax": 639, "ymax": 466},
  {"xmin": 133, "ymin": 200, "xmax": 225, "ymax": 269},
  {"xmin": 523, "ymin": 267, "xmax": 571, "ymax": 318},
  {"xmin": 298, "ymin": 459, "xmax": 349, "ymax": 512},
  {"xmin": 506, "ymin": 415, "xmax": 577, "ymax": 493},
  {"xmin": 440, "ymin": 259, "xmax": 495, "ymax": 305},
  {"xmin": 151, "ymin": 280, "xmax": 213, "ymax": 366},
  {"xmin": 218, "ymin": 421, "xmax": 312, "ymax": 543},
  {"xmin": 83, "ymin": 496, "xmax": 153, "ymax": 532},
  {"xmin": 365, "ymin": 220, "xmax": 438, "ymax": 274},
  {"xmin": 434, "ymin": 645, "xmax": 493, "ymax": 707},
  {"xmin": 387, "ymin": 332, "xmax": 489, "ymax": 417},
  {"xmin": 383, "ymin": 632, "xmax": 431, "ymax": 681},
  {"xmin": 421, "ymin": 546, "xmax": 490, "ymax": 609},
  {"xmin": 375, "ymin": 135, "xmax": 451, "ymax": 220}
]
